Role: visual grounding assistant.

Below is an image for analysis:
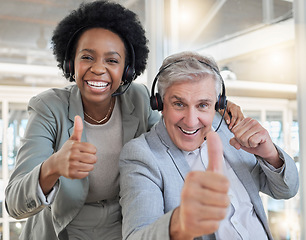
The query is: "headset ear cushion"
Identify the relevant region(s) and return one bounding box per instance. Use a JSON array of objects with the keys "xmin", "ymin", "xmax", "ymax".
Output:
[
  {"xmin": 215, "ymin": 94, "xmax": 227, "ymax": 111},
  {"xmin": 150, "ymin": 93, "xmax": 163, "ymax": 111},
  {"xmin": 122, "ymin": 65, "xmax": 135, "ymax": 85},
  {"xmin": 63, "ymin": 60, "xmax": 74, "ymax": 79}
]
